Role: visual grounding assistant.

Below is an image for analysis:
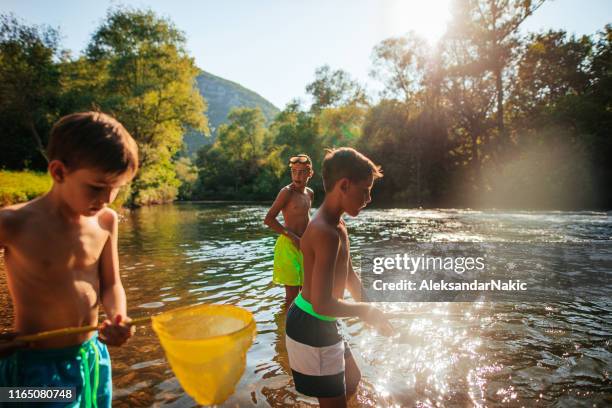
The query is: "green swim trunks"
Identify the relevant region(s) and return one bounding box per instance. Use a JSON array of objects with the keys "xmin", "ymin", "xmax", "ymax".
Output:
[
  {"xmin": 273, "ymin": 234, "xmax": 304, "ymax": 286},
  {"xmin": 0, "ymin": 334, "xmax": 112, "ymax": 407}
]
